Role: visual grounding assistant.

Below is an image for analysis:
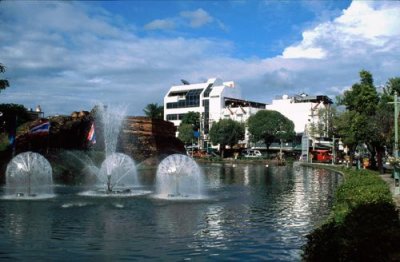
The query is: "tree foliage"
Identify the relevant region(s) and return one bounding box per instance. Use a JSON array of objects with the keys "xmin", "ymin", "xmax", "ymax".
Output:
[
  {"xmin": 0, "ymin": 103, "xmax": 30, "ymax": 134},
  {"xmin": 309, "ymin": 106, "xmax": 336, "ymax": 139},
  {"xmin": 180, "ymin": 111, "xmax": 200, "ymax": 129},
  {"xmin": 143, "ymin": 103, "xmax": 163, "ymax": 119},
  {"xmin": 177, "ymin": 123, "xmax": 195, "ymax": 145},
  {"xmin": 0, "ymin": 63, "xmax": 10, "ymax": 92},
  {"xmin": 247, "ymin": 110, "xmax": 295, "ymax": 149},
  {"xmin": 384, "ymin": 77, "xmax": 400, "ymax": 95},
  {"xmin": 336, "ymin": 70, "xmax": 390, "ymax": 169},
  {"xmin": 209, "ymin": 119, "xmax": 245, "ymax": 156},
  {"xmin": 339, "ymin": 70, "xmax": 378, "ymax": 115}
]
